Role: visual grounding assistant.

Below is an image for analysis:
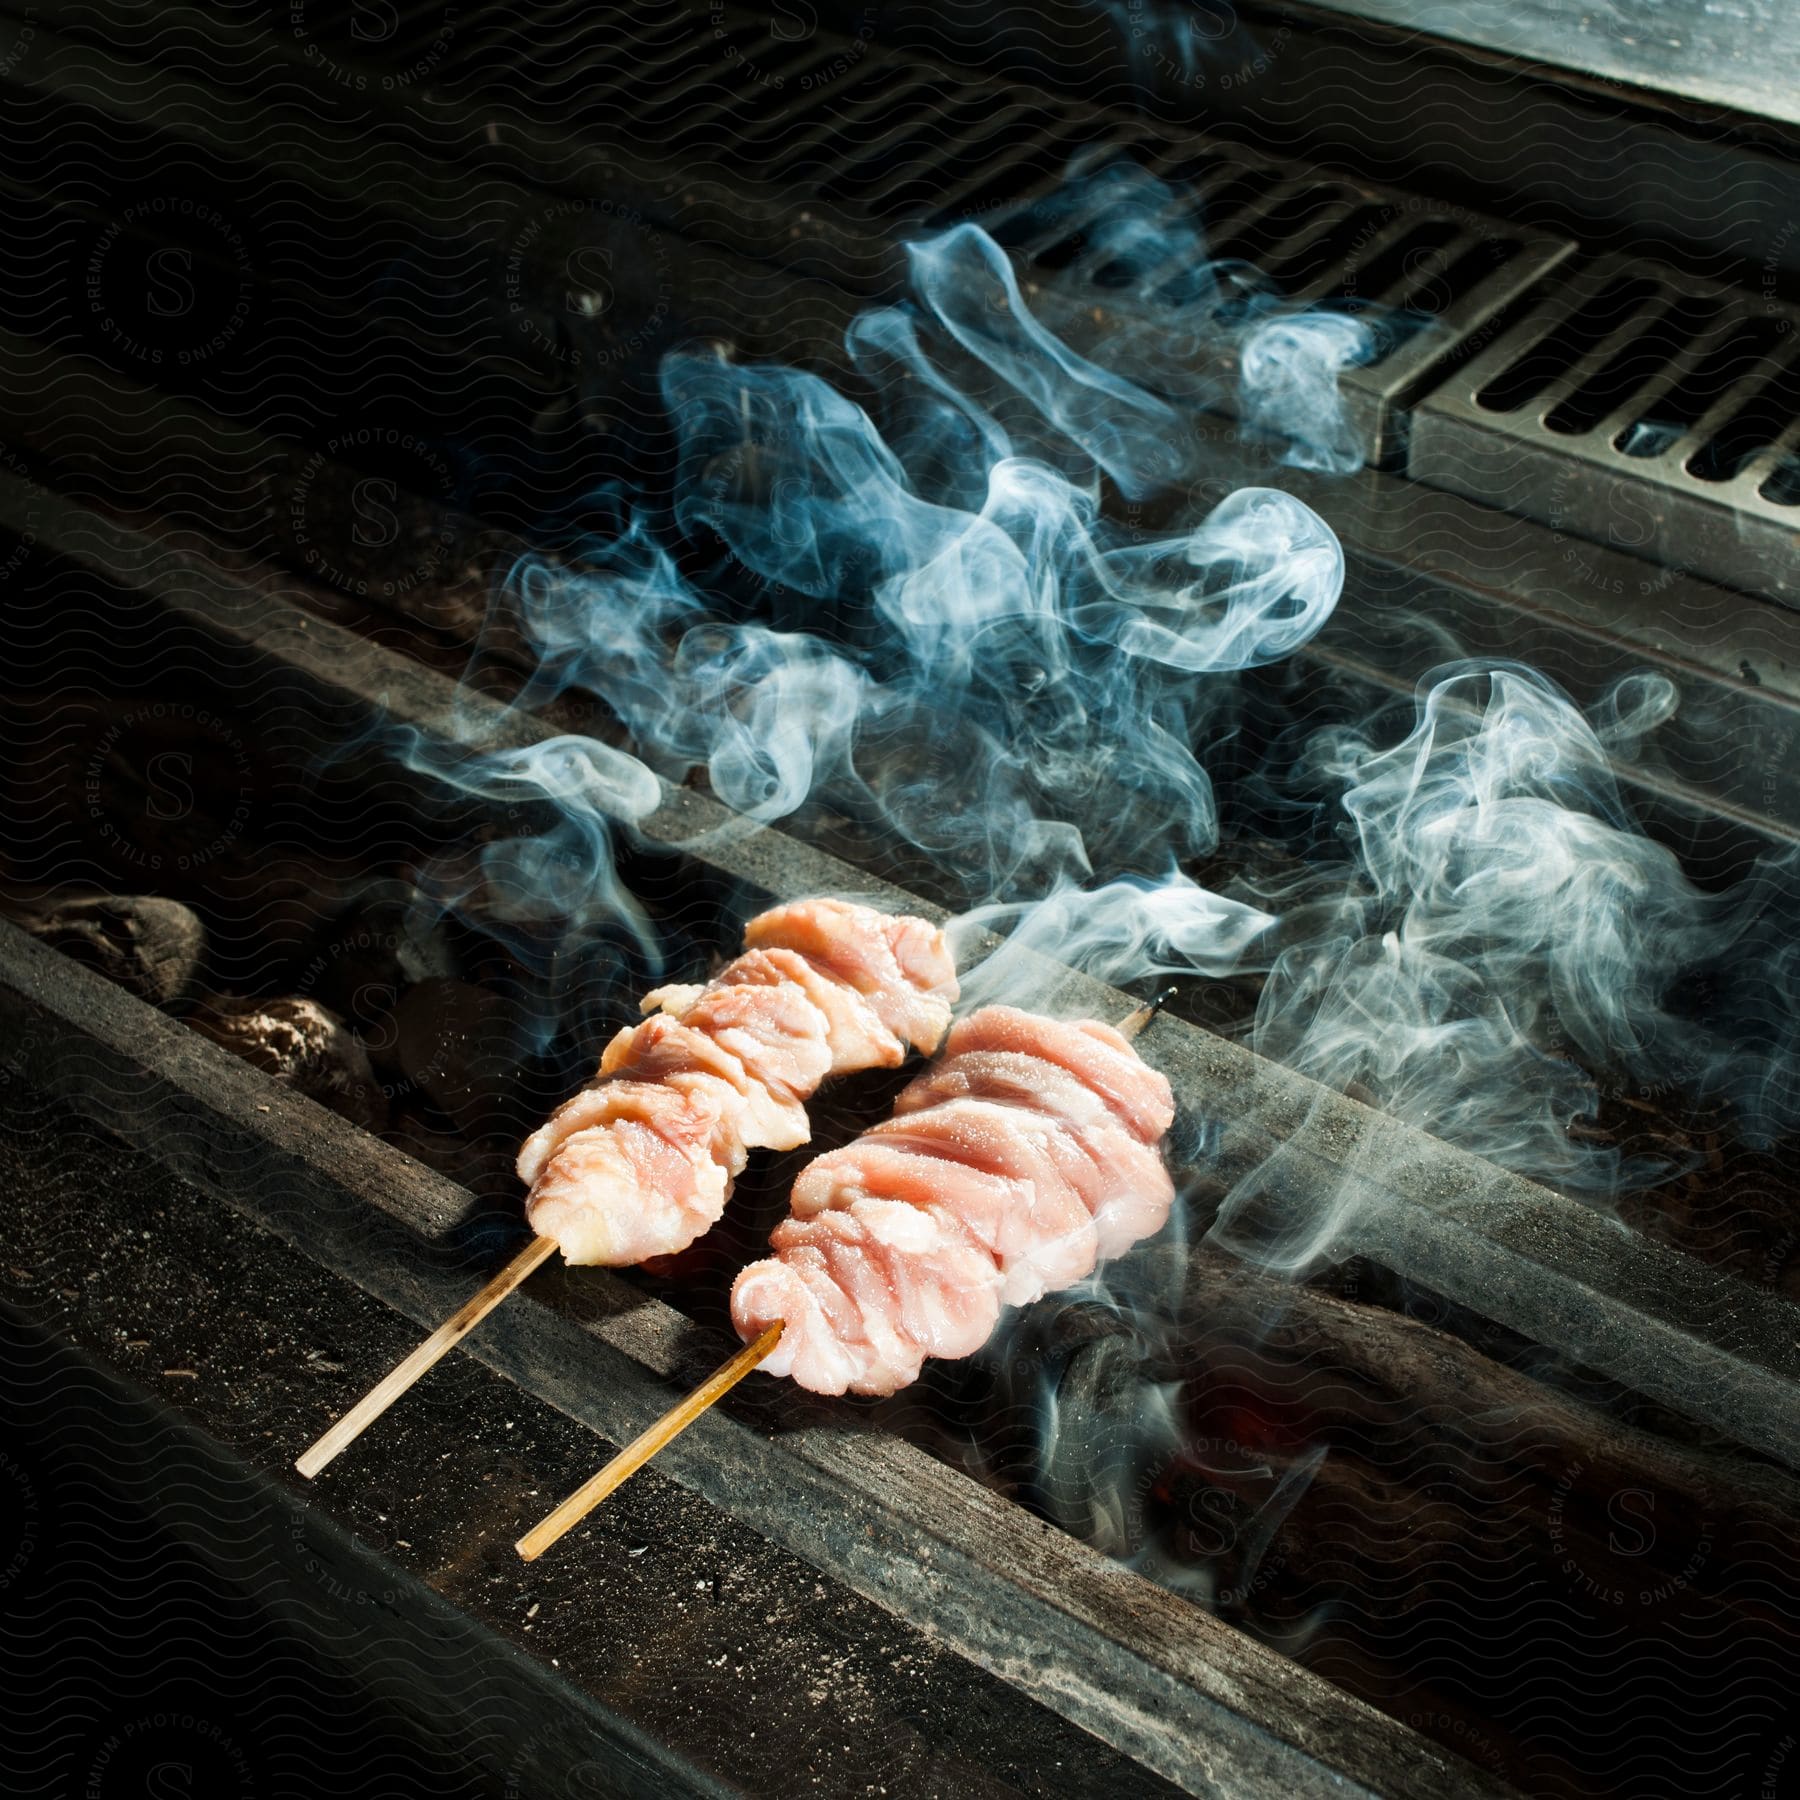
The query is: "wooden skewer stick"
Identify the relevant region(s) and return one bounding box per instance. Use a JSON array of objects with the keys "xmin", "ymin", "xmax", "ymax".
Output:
[
  {"xmin": 515, "ymin": 1321, "xmax": 784, "ymax": 1561},
  {"xmin": 1117, "ymin": 984, "xmax": 1176, "ymax": 1042},
  {"xmin": 296, "ymin": 1234, "xmax": 558, "ymax": 1479},
  {"xmin": 514, "ymin": 987, "xmax": 1175, "ymax": 1560}
]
